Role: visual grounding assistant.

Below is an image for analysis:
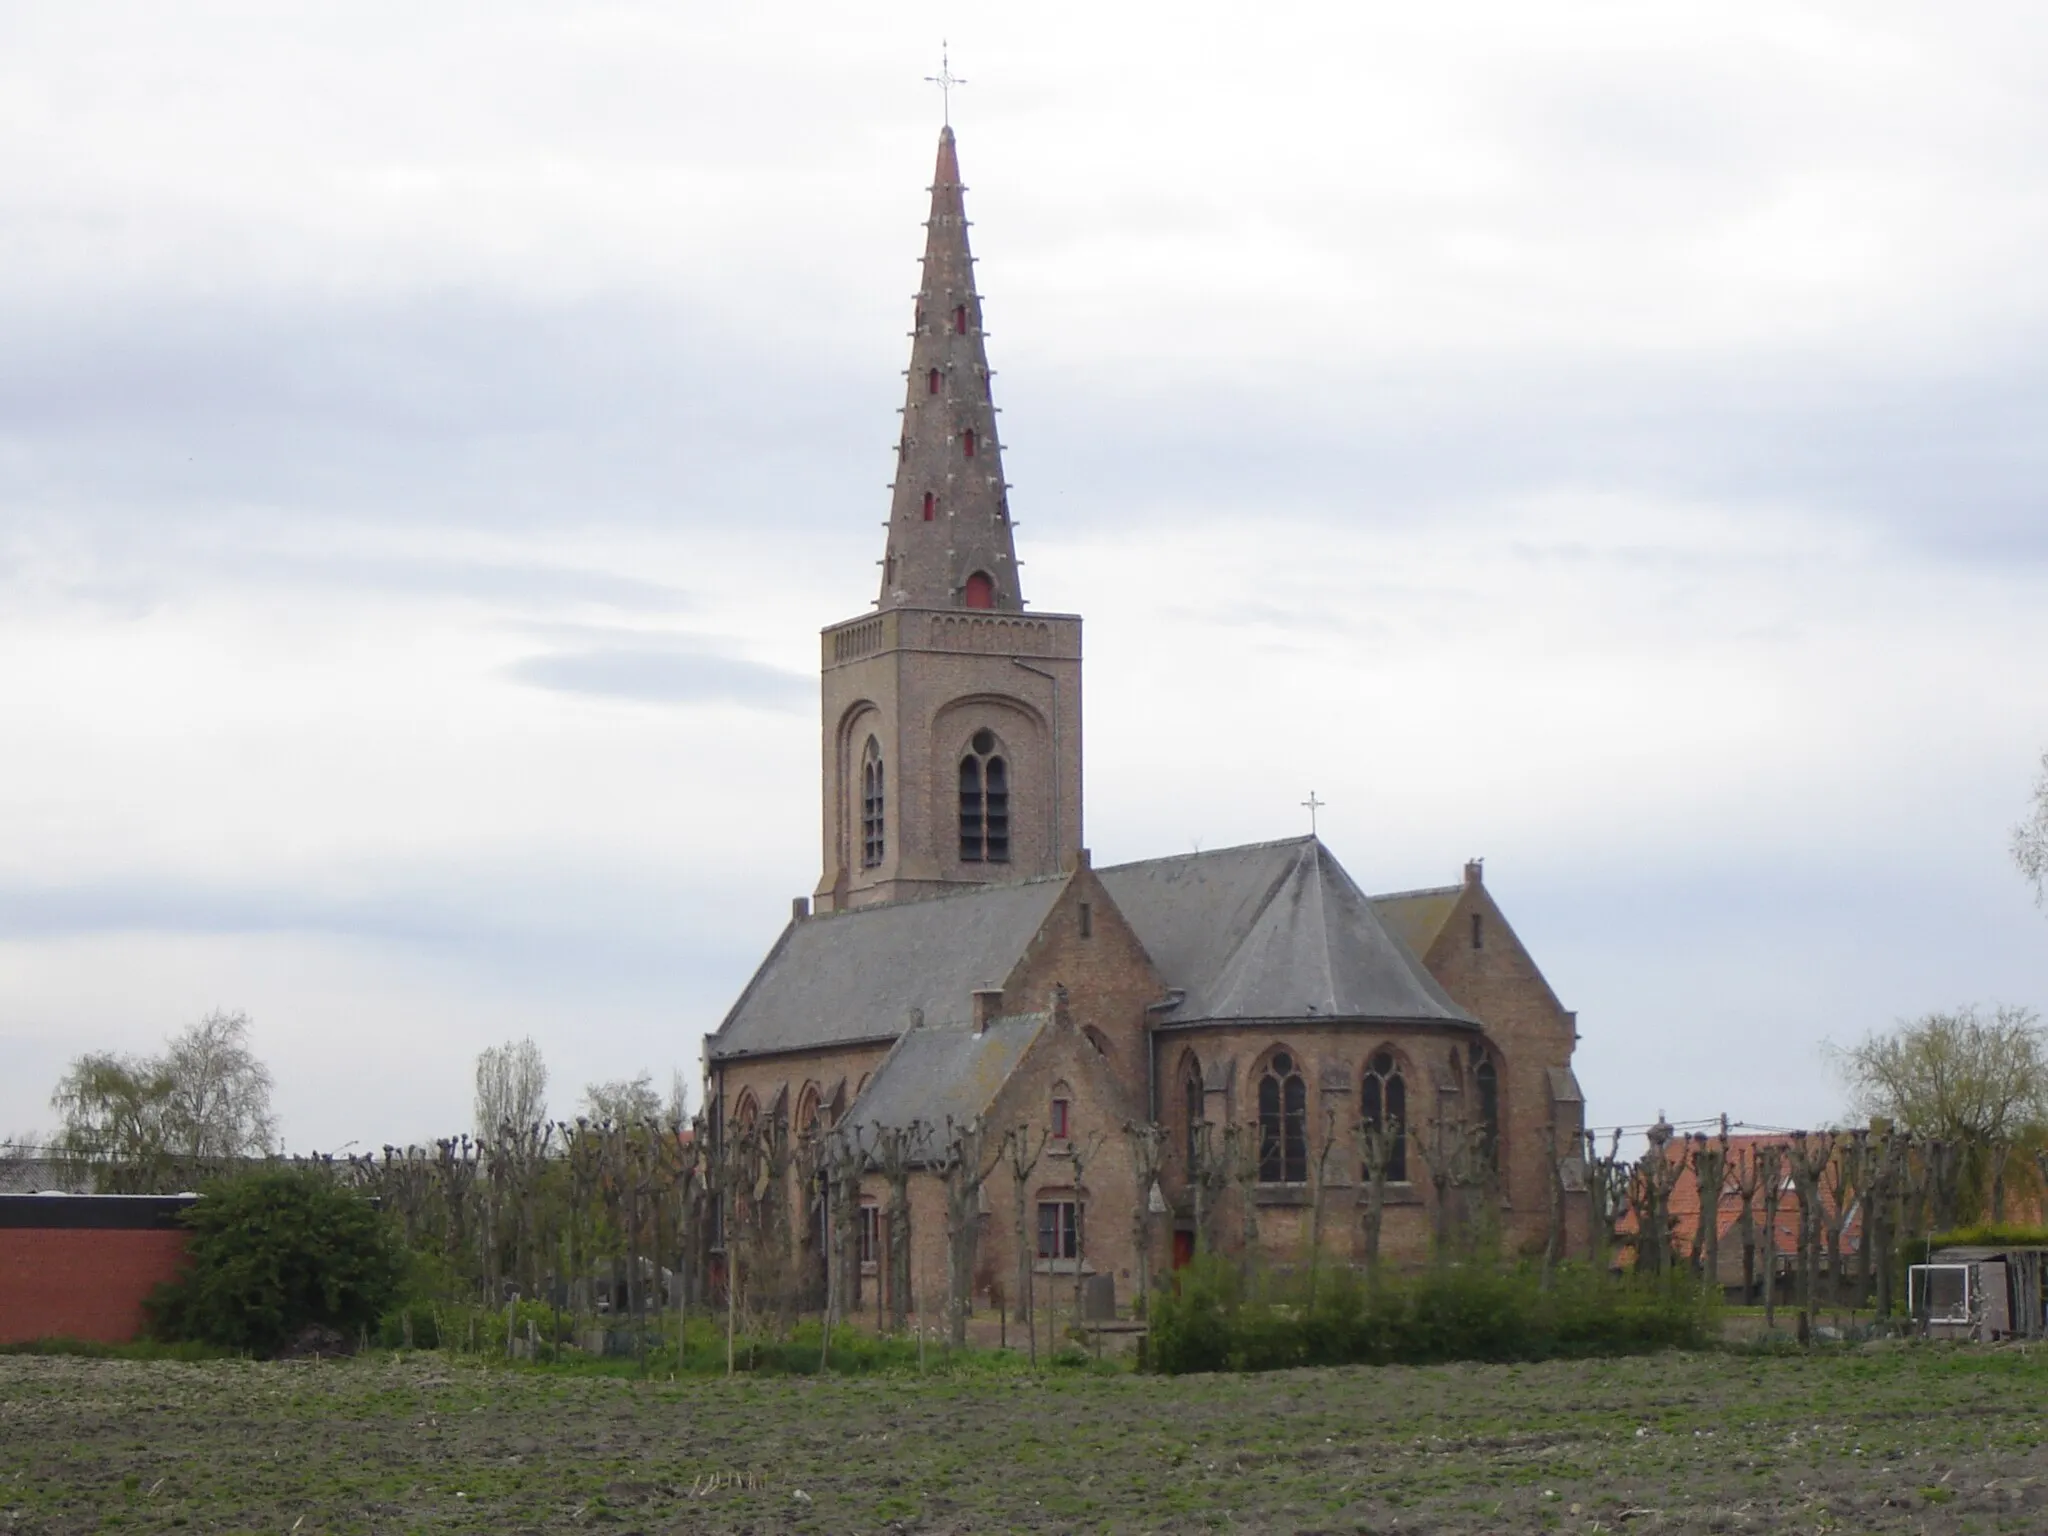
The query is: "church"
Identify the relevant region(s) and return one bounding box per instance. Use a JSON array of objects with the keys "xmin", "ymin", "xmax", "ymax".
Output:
[{"xmin": 705, "ymin": 125, "xmax": 1588, "ymax": 1321}]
